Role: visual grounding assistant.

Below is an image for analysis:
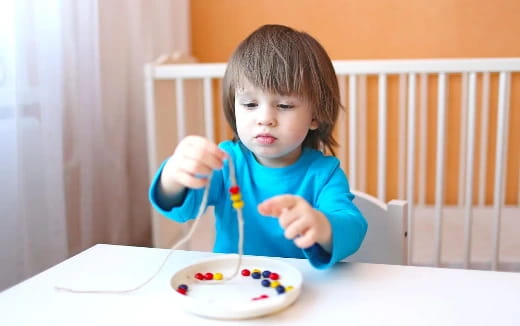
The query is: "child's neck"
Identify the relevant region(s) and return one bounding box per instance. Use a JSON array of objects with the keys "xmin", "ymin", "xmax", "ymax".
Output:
[{"xmin": 253, "ymin": 147, "xmax": 303, "ymax": 168}]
